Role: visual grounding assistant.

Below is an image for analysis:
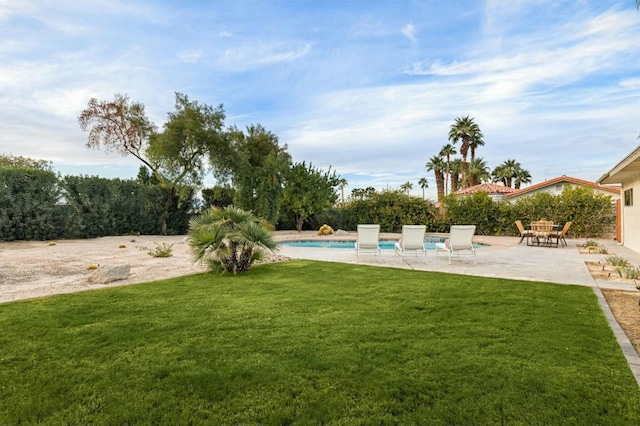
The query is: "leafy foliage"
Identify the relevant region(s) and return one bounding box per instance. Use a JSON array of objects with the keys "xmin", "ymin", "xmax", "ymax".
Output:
[
  {"xmin": 223, "ymin": 124, "xmax": 291, "ymax": 224},
  {"xmin": 136, "ymin": 242, "xmax": 174, "ymax": 258},
  {"xmin": 340, "ymin": 190, "xmax": 437, "ymax": 232},
  {"xmin": 280, "ymin": 162, "xmax": 340, "ymax": 232},
  {"xmin": 202, "ymin": 185, "xmax": 235, "ymax": 209},
  {"xmin": 188, "ymin": 206, "xmax": 276, "ymax": 274},
  {"xmin": 0, "ymin": 167, "xmax": 61, "ymax": 241},
  {"xmin": 79, "ymin": 93, "xmax": 227, "ymax": 234},
  {"xmin": 440, "ymin": 192, "xmax": 504, "ymax": 235}
]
